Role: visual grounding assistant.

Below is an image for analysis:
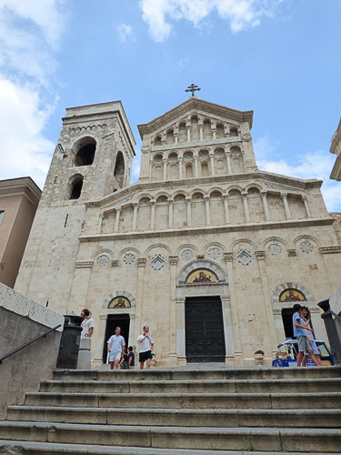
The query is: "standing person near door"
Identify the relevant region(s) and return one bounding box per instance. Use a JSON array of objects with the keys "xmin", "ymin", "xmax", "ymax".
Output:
[
  {"xmin": 137, "ymin": 326, "xmax": 154, "ymax": 370},
  {"xmin": 107, "ymin": 326, "xmax": 126, "ymax": 370},
  {"xmin": 80, "ymin": 309, "xmax": 94, "ymax": 338}
]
